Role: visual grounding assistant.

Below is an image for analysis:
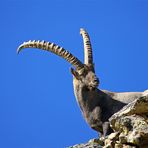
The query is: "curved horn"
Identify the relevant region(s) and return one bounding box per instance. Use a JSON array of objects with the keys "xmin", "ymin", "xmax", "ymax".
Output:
[
  {"xmin": 17, "ymin": 40, "xmax": 84, "ymax": 72},
  {"xmin": 80, "ymin": 28, "xmax": 93, "ymax": 66}
]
